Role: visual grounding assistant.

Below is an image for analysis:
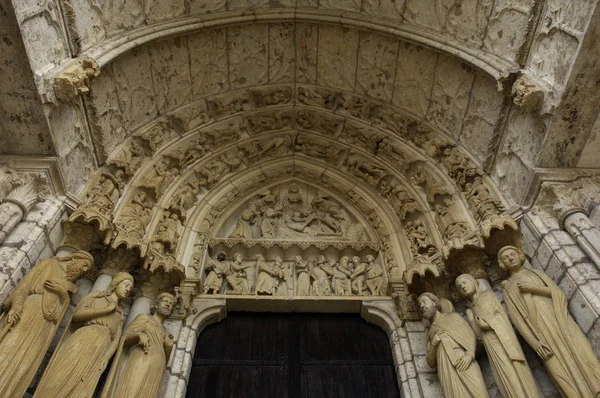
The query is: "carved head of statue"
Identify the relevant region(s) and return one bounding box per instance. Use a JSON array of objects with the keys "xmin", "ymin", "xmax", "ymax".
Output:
[
  {"xmin": 455, "ymin": 274, "xmax": 478, "ymax": 300},
  {"xmin": 294, "ymin": 255, "xmax": 303, "ymax": 264},
  {"xmin": 497, "ymin": 246, "xmax": 526, "ymax": 272},
  {"xmin": 340, "ymin": 256, "xmax": 349, "ymax": 268},
  {"xmin": 316, "ymin": 255, "xmax": 325, "ymax": 265},
  {"xmin": 351, "ymin": 256, "xmax": 361, "ymax": 265},
  {"xmin": 365, "ymin": 255, "xmax": 375, "ymax": 264},
  {"xmin": 62, "ymin": 251, "xmax": 95, "ymax": 281},
  {"xmin": 418, "ymin": 292, "xmax": 440, "ymax": 320},
  {"xmin": 108, "ymin": 272, "xmax": 134, "ymax": 300},
  {"xmin": 216, "ymin": 252, "xmax": 227, "ymax": 262},
  {"xmin": 233, "ymin": 253, "xmax": 243, "ymax": 263},
  {"xmin": 154, "ymin": 292, "xmax": 175, "ymax": 317}
]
